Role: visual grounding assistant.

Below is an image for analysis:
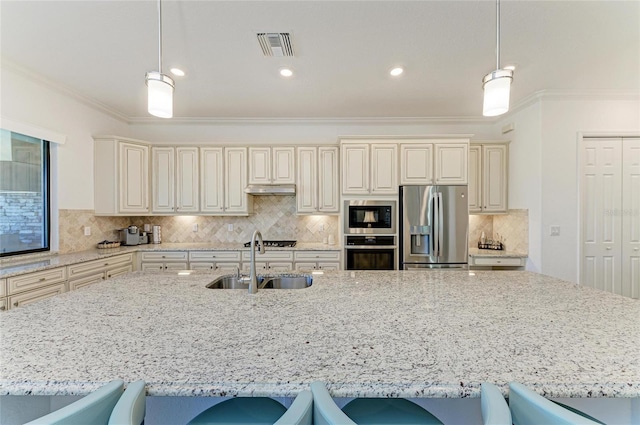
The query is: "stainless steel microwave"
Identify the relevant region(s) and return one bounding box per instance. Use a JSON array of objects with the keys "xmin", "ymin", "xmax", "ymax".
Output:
[{"xmin": 344, "ymin": 200, "xmax": 396, "ymax": 234}]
